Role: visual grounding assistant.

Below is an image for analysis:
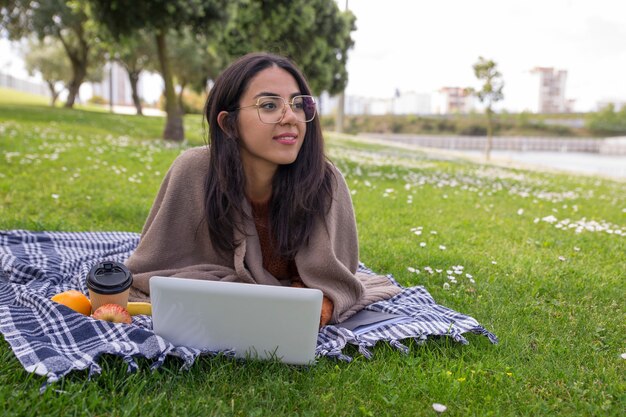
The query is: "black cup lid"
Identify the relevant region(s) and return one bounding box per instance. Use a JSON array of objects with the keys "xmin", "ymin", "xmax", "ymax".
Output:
[{"xmin": 87, "ymin": 261, "xmax": 133, "ymax": 295}]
